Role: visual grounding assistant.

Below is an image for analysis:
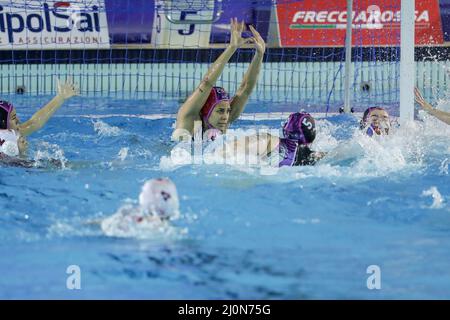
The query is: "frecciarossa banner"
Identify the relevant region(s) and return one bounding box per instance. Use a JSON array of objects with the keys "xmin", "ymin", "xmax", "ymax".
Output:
[
  {"xmin": 275, "ymin": 0, "xmax": 444, "ymax": 47},
  {"xmin": 0, "ymin": 0, "xmax": 110, "ymax": 49}
]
